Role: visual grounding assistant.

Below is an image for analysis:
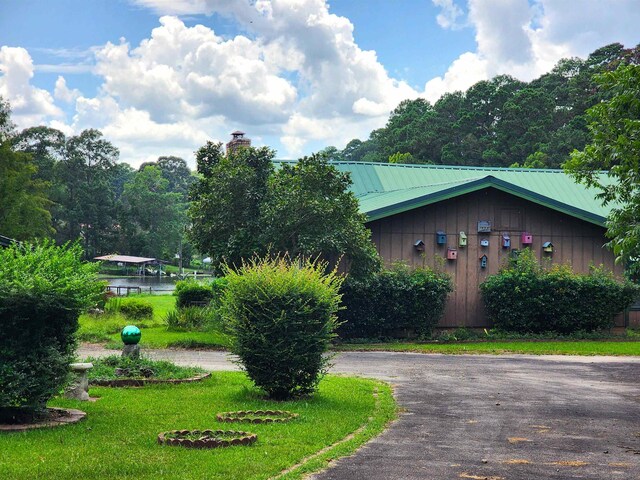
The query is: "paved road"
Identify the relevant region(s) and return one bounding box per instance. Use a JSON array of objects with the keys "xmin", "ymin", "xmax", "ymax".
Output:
[{"xmin": 79, "ymin": 346, "xmax": 640, "ymax": 479}]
